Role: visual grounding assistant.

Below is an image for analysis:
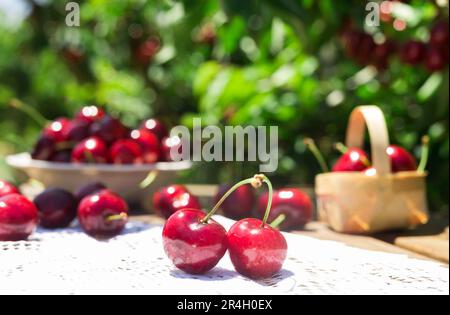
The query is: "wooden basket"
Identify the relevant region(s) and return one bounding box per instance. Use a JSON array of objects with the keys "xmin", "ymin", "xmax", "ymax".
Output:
[{"xmin": 315, "ymin": 106, "xmax": 429, "ymax": 234}]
